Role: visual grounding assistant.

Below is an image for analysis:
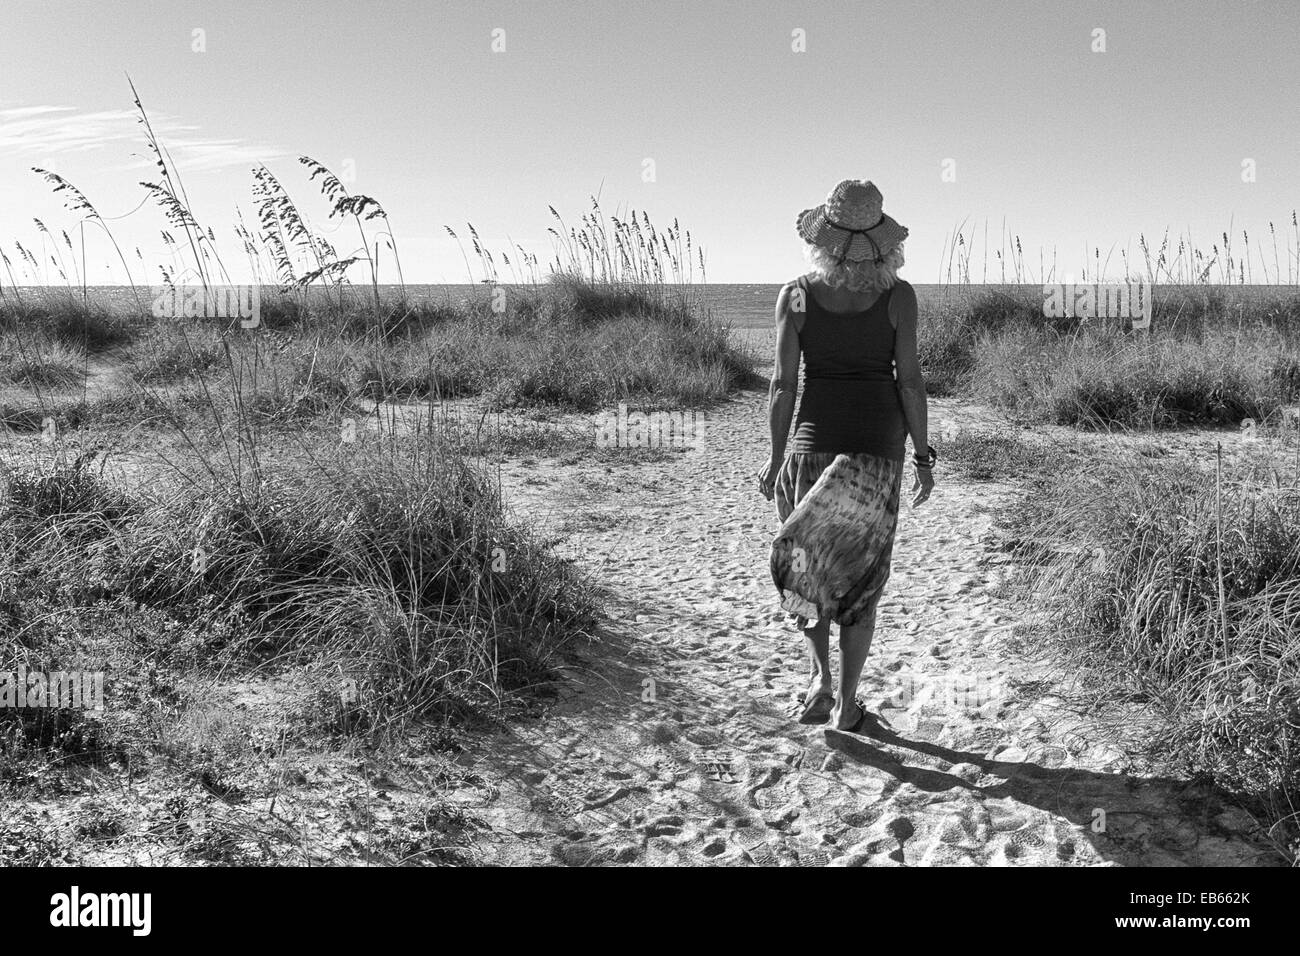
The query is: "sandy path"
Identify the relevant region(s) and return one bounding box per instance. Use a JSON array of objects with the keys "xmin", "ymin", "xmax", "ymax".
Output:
[{"xmin": 449, "ymin": 332, "xmax": 1279, "ymax": 867}]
